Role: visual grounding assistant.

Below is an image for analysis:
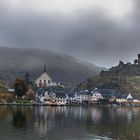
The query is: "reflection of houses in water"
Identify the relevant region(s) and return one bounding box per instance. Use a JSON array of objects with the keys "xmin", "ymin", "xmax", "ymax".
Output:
[
  {"xmin": 32, "ymin": 106, "xmax": 104, "ymax": 132},
  {"xmin": 115, "ymin": 107, "xmax": 140, "ymax": 123},
  {"xmin": 33, "ymin": 106, "xmax": 54, "ymax": 136},
  {"xmin": 91, "ymin": 108, "xmax": 103, "ymax": 123},
  {"xmin": 7, "ymin": 106, "xmax": 140, "ymax": 140}
]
